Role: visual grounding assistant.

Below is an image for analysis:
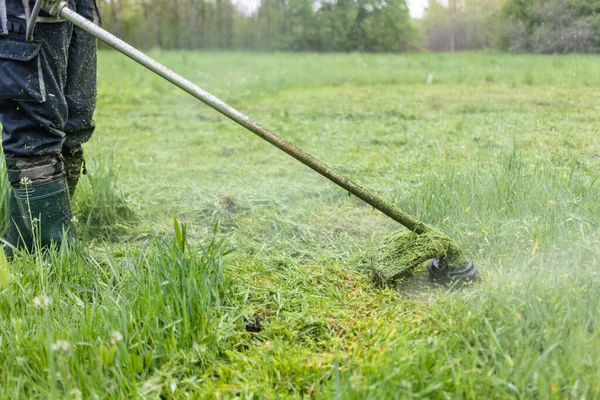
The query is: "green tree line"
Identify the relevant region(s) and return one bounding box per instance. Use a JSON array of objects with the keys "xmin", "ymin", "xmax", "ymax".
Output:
[
  {"xmin": 97, "ymin": 0, "xmax": 420, "ymax": 52},
  {"xmin": 421, "ymin": 0, "xmax": 600, "ymax": 53},
  {"xmin": 97, "ymin": 0, "xmax": 600, "ymax": 53}
]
